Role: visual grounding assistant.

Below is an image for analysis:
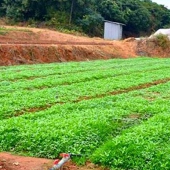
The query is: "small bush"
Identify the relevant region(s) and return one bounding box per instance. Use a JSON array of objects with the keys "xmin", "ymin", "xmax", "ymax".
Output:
[
  {"xmin": 154, "ymin": 34, "xmax": 170, "ymax": 49},
  {"xmin": 0, "ymin": 26, "xmax": 32, "ymax": 35},
  {"xmin": 0, "ymin": 27, "xmax": 8, "ymax": 35}
]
